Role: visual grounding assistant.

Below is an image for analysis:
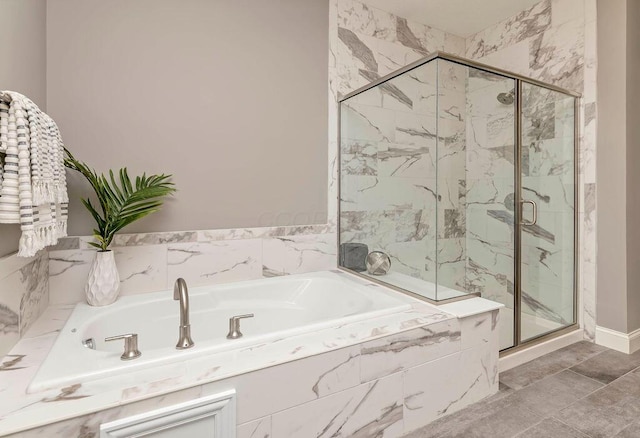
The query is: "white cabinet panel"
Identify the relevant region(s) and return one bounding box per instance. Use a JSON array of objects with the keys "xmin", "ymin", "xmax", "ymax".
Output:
[{"xmin": 100, "ymin": 390, "xmax": 236, "ymax": 438}]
